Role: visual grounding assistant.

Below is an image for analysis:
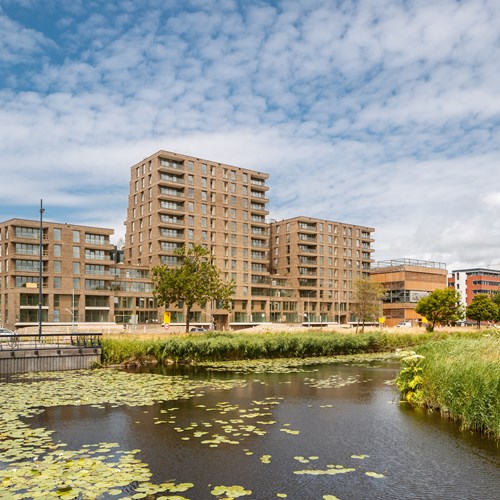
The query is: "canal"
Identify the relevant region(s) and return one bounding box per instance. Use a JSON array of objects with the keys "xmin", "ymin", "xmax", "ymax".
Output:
[{"xmin": 15, "ymin": 359, "xmax": 498, "ymax": 499}]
